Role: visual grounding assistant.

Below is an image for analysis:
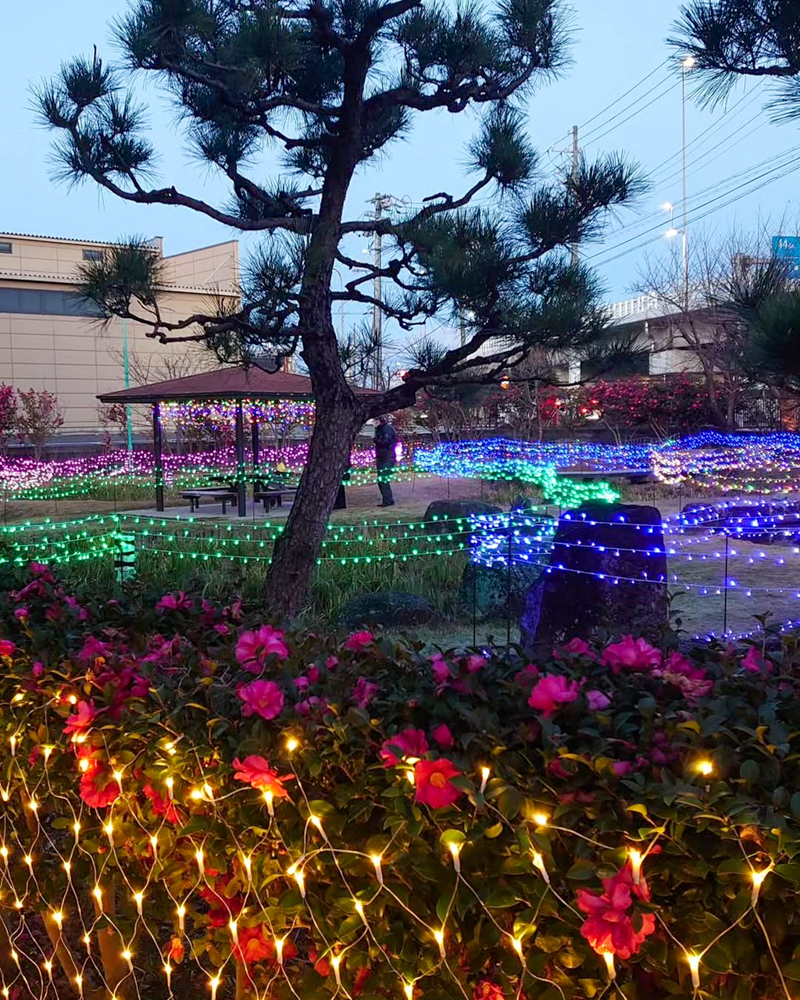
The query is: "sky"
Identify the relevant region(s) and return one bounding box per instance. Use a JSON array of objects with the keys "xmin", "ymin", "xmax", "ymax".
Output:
[{"xmin": 2, "ymin": 0, "xmax": 799, "ymax": 364}]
